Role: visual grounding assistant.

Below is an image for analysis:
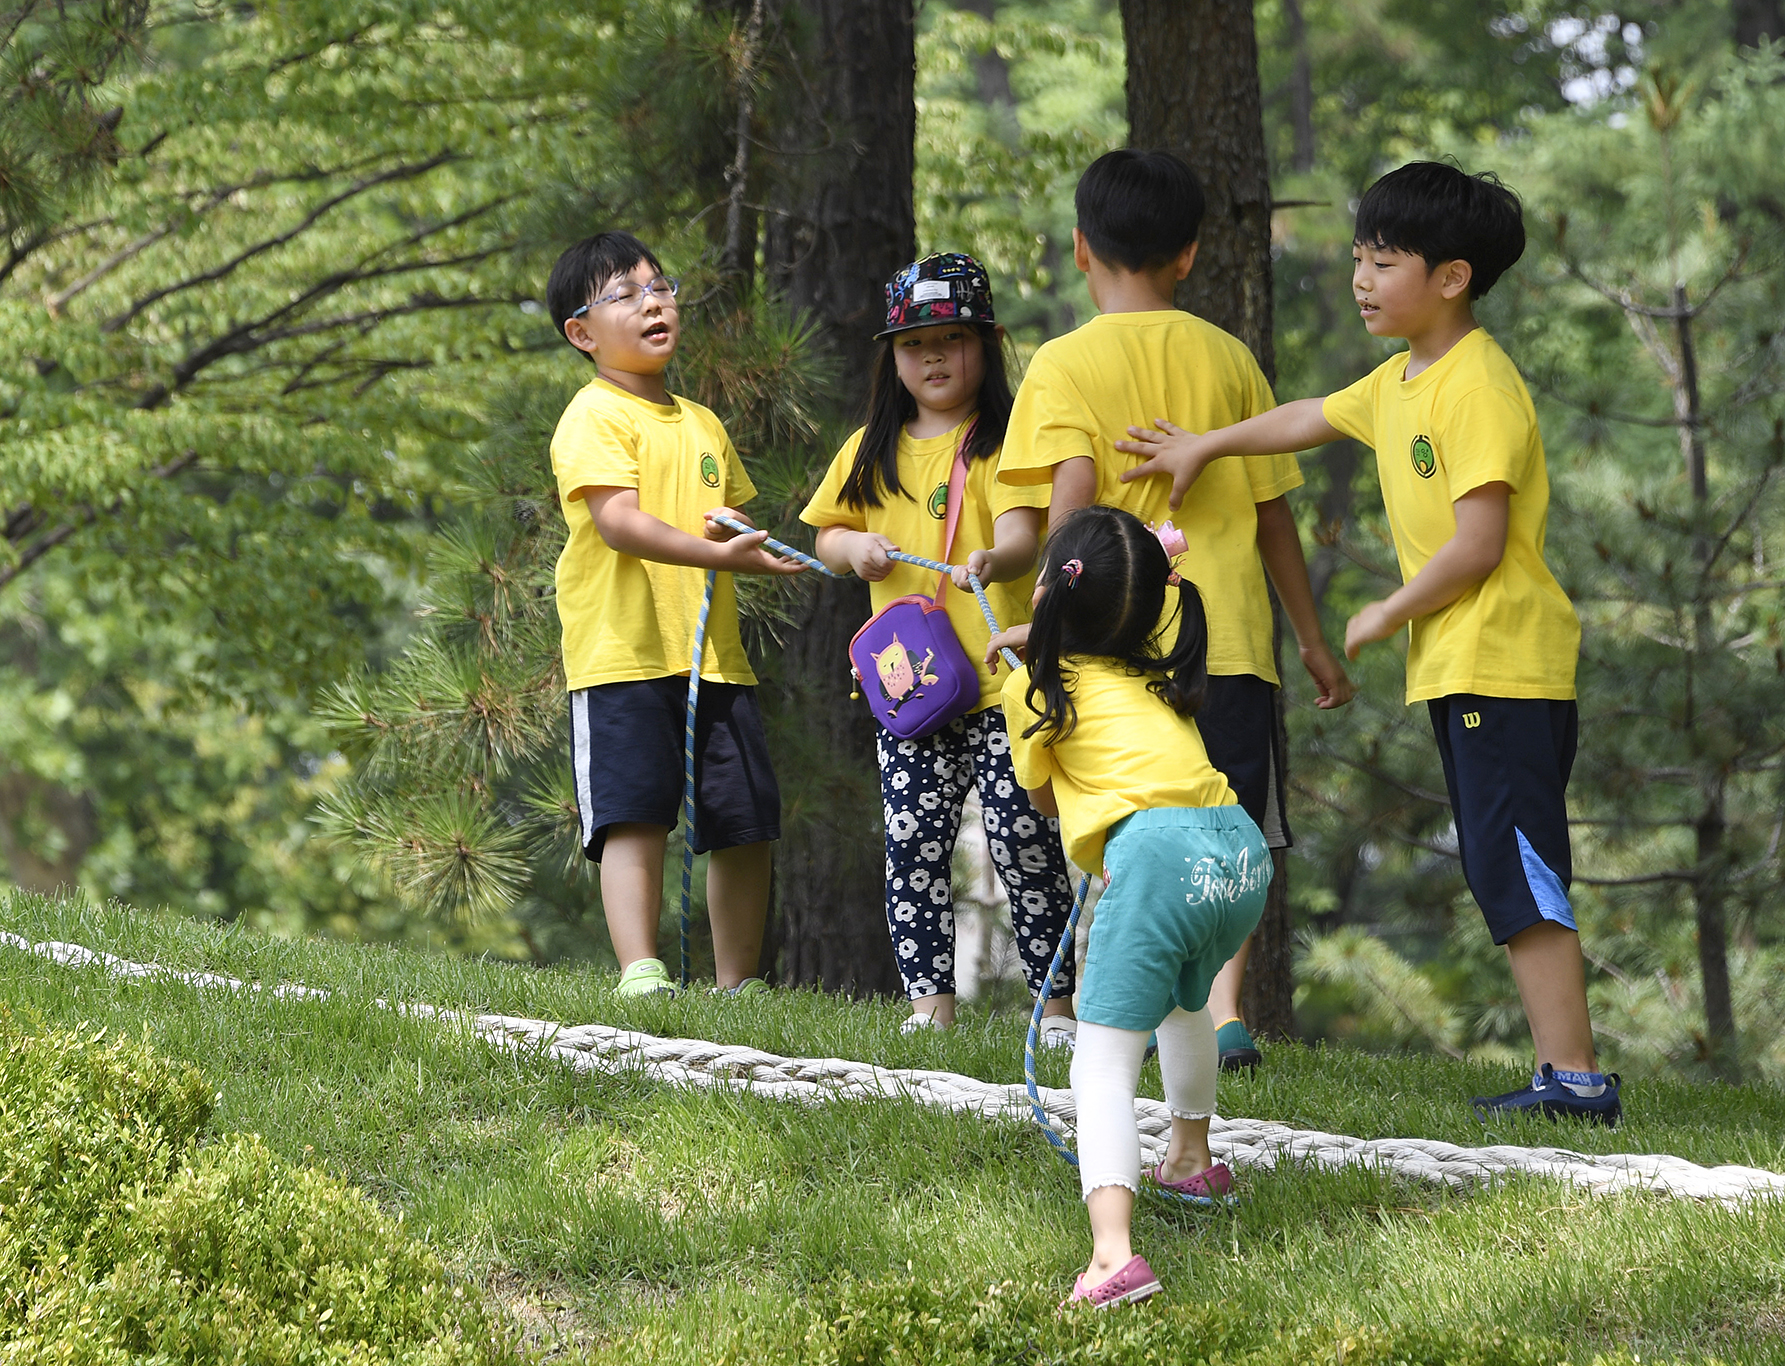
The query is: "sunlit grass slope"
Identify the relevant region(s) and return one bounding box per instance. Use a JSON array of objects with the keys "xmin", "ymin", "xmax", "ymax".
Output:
[{"xmin": 2, "ymin": 891, "xmax": 1782, "ymax": 1363}]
